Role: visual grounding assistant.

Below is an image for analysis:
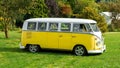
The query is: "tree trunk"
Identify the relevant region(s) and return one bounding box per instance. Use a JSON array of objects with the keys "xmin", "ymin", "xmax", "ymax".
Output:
[{"xmin": 4, "ymin": 26, "xmax": 9, "ymax": 38}]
